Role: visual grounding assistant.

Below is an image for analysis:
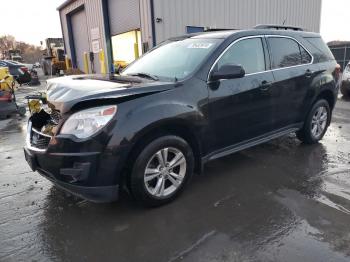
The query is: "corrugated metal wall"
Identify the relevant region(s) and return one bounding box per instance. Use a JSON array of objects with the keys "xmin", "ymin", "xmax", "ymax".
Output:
[
  {"xmin": 140, "ymin": 0, "xmax": 153, "ymax": 47},
  {"xmin": 153, "ymin": 0, "xmax": 322, "ymax": 44},
  {"xmin": 108, "ymin": 0, "xmax": 141, "ymax": 36},
  {"xmin": 59, "ymin": 0, "xmax": 322, "ymax": 70},
  {"xmin": 71, "ymin": 9, "xmax": 90, "ymax": 71},
  {"xmin": 59, "ymin": 0, "xmax": 106, "ymax": 72}
]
